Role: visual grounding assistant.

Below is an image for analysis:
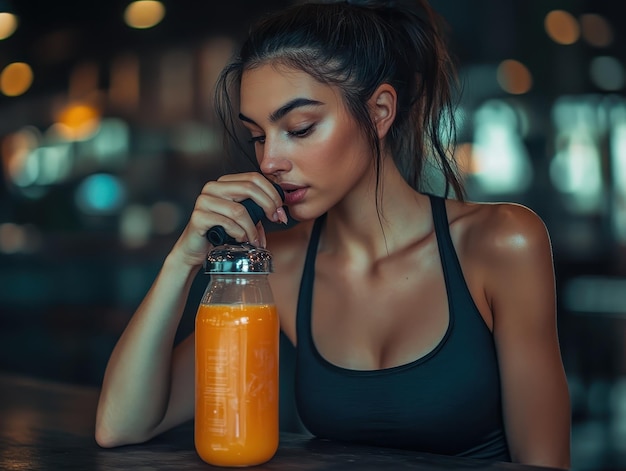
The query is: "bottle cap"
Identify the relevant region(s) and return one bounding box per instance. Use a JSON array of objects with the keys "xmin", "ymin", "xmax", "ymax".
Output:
[{"xmin": 204, "ymin": 242, "xmax": 273, "ymax": 274}]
